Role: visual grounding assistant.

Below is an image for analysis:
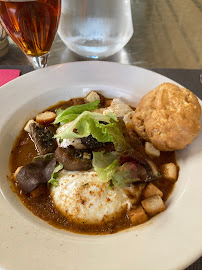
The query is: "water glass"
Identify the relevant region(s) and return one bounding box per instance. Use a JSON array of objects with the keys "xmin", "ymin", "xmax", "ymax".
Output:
[{"xmin": 58, "ymin": 0, "xmax": 133, "ymax": 58}]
